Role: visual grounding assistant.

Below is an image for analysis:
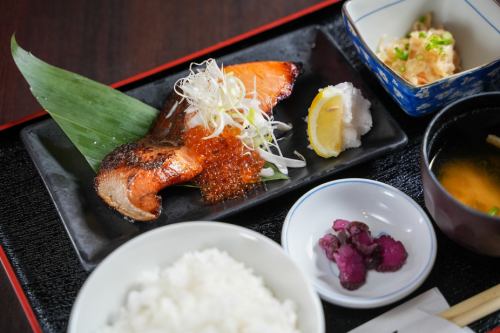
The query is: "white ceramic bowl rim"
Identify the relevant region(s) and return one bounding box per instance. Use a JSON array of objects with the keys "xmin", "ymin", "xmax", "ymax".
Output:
[
  {"xmin": 282, "ymin": 178, "xmax": 437, "ymax": 307},
  {"xmin": 69, "ymin": 221, "xmax": 325, "ymax": 332},
  {"xmin": 342, "ymin": 0, "xmax": 500, "ymax": 90}
]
